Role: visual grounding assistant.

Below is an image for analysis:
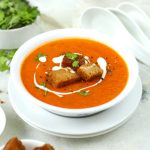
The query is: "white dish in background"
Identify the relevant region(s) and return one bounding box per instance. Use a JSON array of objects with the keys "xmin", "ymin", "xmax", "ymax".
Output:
[
  {"xmin": 0, "ymin": 106, "xmax": 6, "ymax": 136},
  {"xmin": 108, "ymin": 8, "xmax": 150, "ymax": 49},
  {"xmin": 8, "ymin": 77, "xmax": 142, "ymax": 138},
  {"xmin": 118, "ymin": 2, "xmax": 150, "ymax": 40},
  {"xmin": 0, "ymin": 19, "xmax": 42, "ymax": 49},
  {"xmin": 0, "ymin": 139, "xmax": 44, "ymax": 150},
  {"xmin": 10, "ymin": 28, "xmax": 138, "ymax": 117},
  {"xmin": 80, "ymin": 7, "xmax": 150, "ymax": 66}
]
